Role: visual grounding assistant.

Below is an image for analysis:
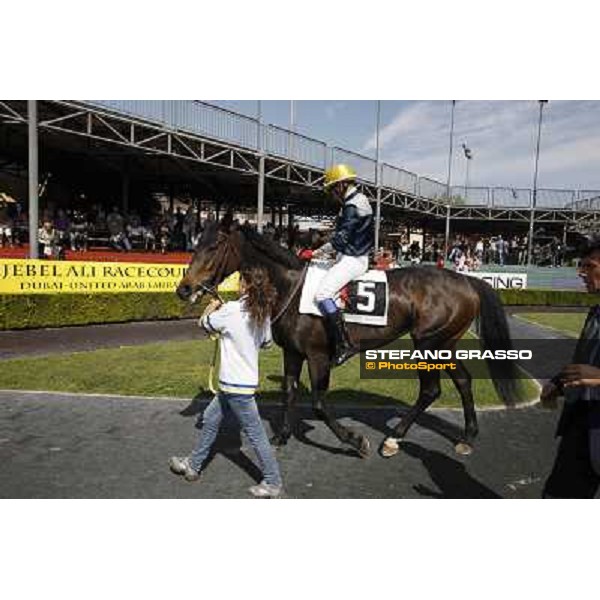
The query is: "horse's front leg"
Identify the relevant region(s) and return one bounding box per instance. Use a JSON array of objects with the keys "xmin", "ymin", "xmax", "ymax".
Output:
[
  {"xmin": 307, "ymin": 355, "xmax": 370, "ymax": 458},
  {"xmin": 271, "ymin": 348, "xmax": 304, "ymax": 447}
]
